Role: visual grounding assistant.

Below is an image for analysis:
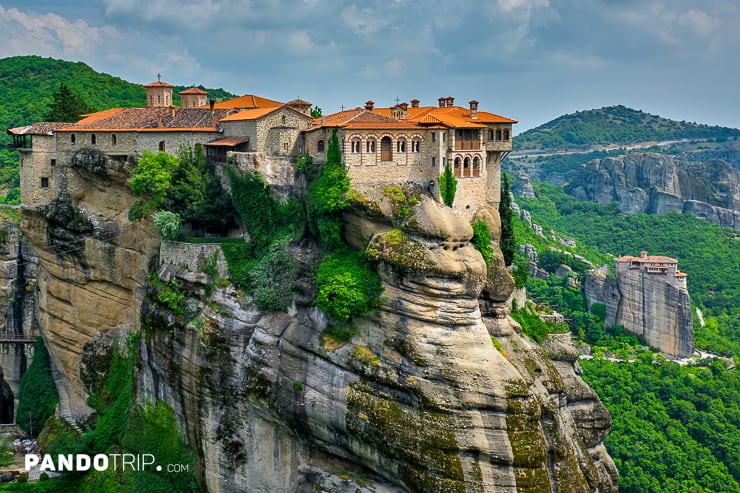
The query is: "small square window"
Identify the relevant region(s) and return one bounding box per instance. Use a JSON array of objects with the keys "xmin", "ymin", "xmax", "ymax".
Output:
[
  {"xmin": 41, "ymin": 177, "xmax": 49, "ymax": 188},
  {"xmin": 50, "ymin": 159, "xmax": 56, "ymax": 167}
]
